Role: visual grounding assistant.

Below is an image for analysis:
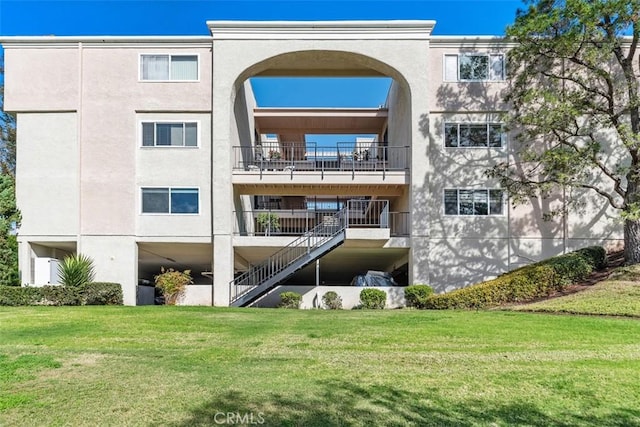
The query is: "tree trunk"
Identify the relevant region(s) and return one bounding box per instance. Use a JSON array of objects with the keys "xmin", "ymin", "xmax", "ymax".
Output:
[{"xmin": 624, "ymin": 218, "xmax": 640, "ymax": 264}]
